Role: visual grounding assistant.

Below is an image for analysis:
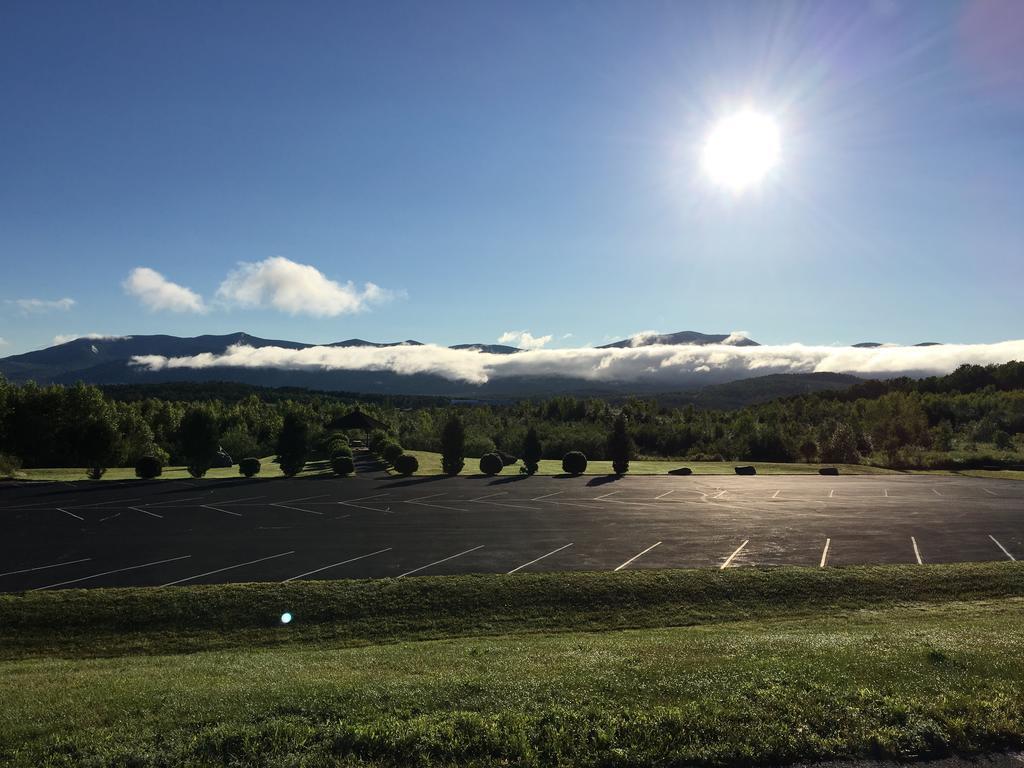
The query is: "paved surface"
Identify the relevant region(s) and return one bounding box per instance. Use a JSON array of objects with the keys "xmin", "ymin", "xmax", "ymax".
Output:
[{"xmin": 1, "ymin": 468, "xmax": 1022, "ymax": 591}]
